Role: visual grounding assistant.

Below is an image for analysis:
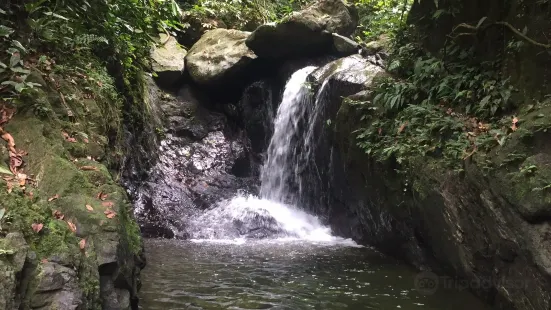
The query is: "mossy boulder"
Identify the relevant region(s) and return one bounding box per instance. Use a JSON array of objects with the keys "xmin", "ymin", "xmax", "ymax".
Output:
[
  {"xmin": 151, "ymin": 34, "xmax": 187, "ymax": 89},
  {"xmin": 0, "ymin": 62, "xmax": 143, "ymax": 309},
  {"xmin": 185, "ymin": 29, "xmax": 256, "ymax": 85},
  {"xmin": 246, "ymin": 0, "xmax": 358, "ymax": 59},
  {"xmin": 0, "ymin": 233, "xmax": 28, "ymax": 310}
]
